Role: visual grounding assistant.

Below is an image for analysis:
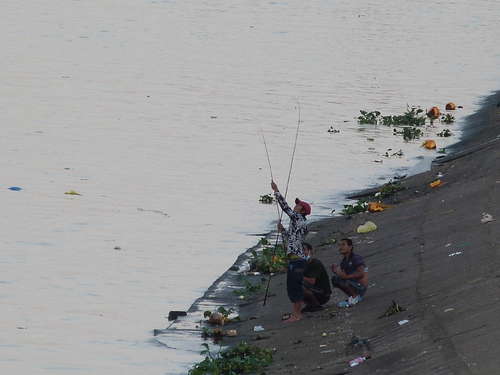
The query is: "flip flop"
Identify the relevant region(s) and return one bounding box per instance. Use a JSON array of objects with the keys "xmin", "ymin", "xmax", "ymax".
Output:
[{"xmin": 281, "ymin": 313, "xmax": 292, "ymax": 321}]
